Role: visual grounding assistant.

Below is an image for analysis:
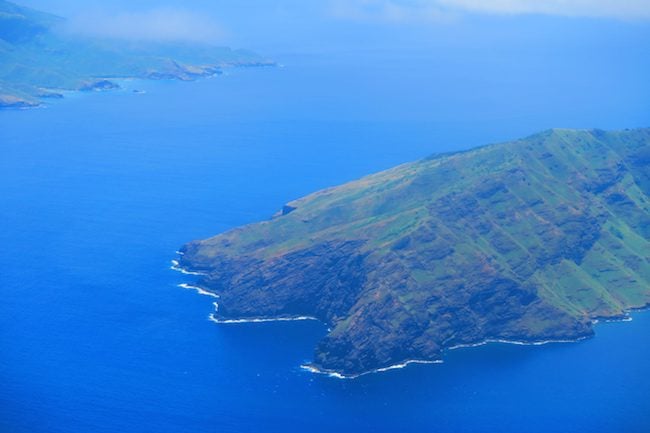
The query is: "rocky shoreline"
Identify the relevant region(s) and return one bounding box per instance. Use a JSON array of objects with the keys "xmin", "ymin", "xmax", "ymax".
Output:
[
  {"xmin": 1, "ymin": 60, "xmax": 277, "ymax": 110},
  {"xmin": 174, "ymin": 129, "xmax": 650, "ymax": 378},
  {"xmin": 0, "ymin": 94, "xmax": 40, "ymax": 109},
  {"xmin": 172, "ymin": 249, "xmax": 650, "ymax": 378}
]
